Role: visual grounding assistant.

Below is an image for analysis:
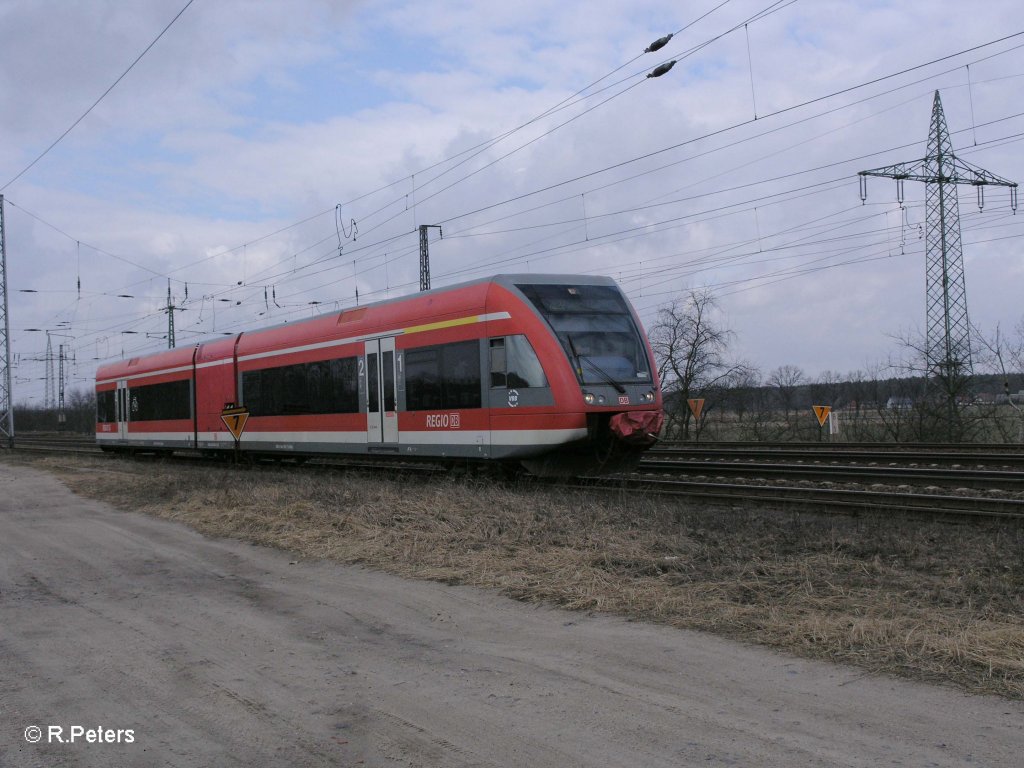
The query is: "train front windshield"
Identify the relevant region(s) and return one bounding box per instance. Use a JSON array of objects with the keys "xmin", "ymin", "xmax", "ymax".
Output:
[{"xmin": 516, "ymin": 283, "xmax": 653, "ymax": 386}]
